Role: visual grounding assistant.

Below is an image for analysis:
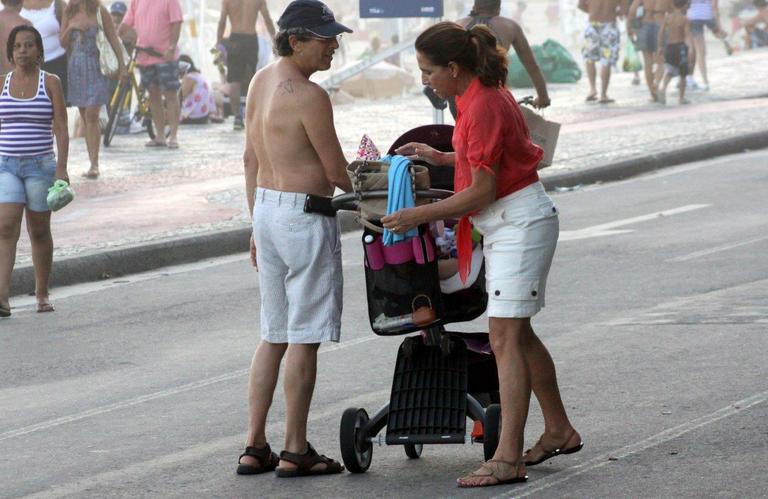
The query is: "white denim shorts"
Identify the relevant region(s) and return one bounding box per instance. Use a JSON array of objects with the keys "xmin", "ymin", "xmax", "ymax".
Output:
[
  {"xmin": 253, "ymin": 187, "xmax": 342, "ymax": 344},
  {"xmin": 471, "ymin": 181, "xmax": 559, "ymax": 318}
]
